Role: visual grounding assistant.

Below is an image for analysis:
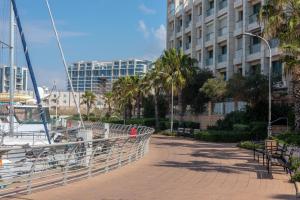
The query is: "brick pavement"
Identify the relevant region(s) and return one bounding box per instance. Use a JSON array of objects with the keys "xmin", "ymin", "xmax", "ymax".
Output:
[{"xmin": 15, "ymin": 135, "xmax": 296, "ymax": 200}]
